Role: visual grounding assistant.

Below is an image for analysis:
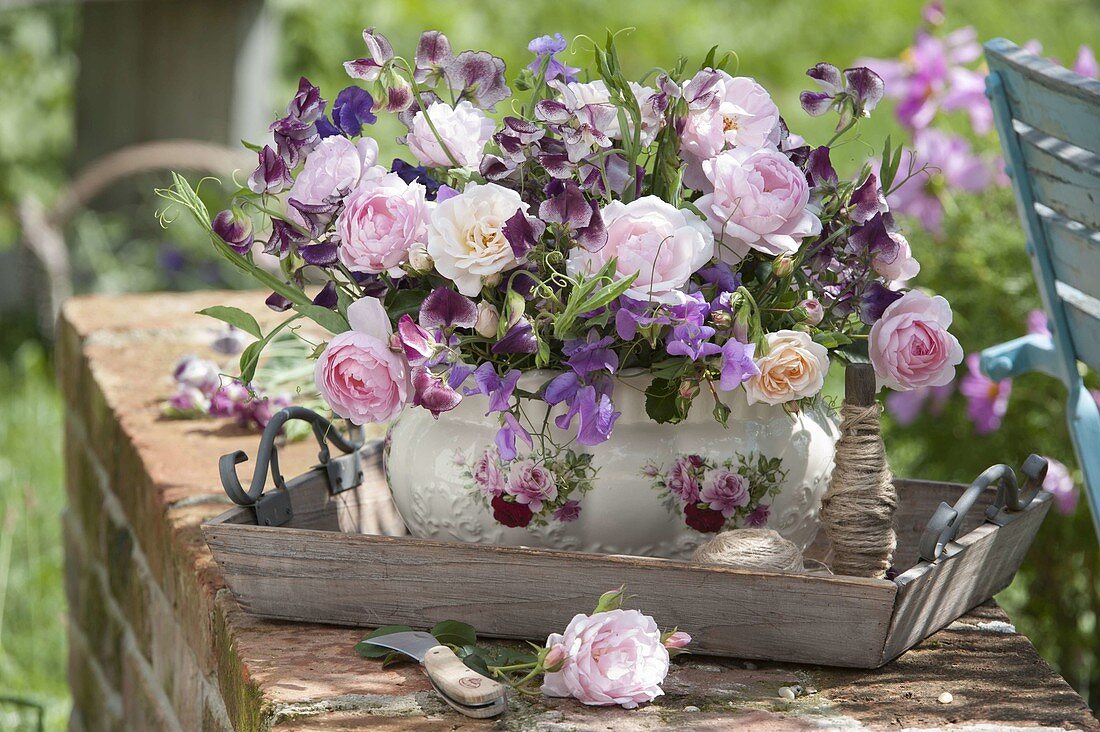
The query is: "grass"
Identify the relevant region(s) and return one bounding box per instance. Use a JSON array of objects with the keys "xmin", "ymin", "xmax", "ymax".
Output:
[{"xmin": 0, "ymin": 319, "xmax": 68, "ymax": 730}]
